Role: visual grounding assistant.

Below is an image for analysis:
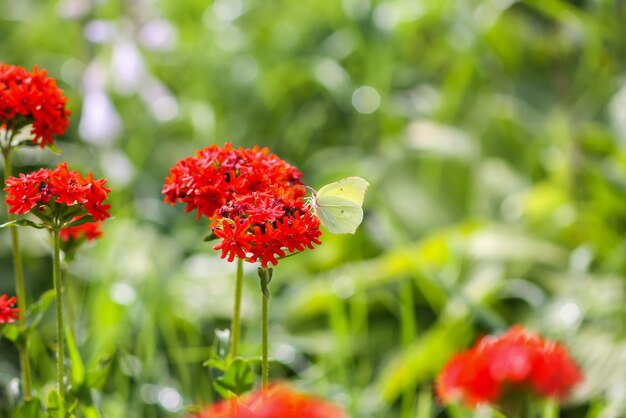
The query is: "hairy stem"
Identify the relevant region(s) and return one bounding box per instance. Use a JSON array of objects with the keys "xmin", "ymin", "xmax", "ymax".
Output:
[
  {"xmin": 257, "ymin": 267, "xmax": 272, "ymax": 397},
  {"xmin": 229, "ymin": 258, "xmax": 244, "ymax": 360},
  {"xmin": 262, "ymin": 292, "xmax": 269, "ymax": 392},
  {"xmin": 52, "ymin": 228, "xmax": 65, "ymax": 402},
  {"xmin": 3, "ymin": 148, "xmax": 33, "ymax": 400}
]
